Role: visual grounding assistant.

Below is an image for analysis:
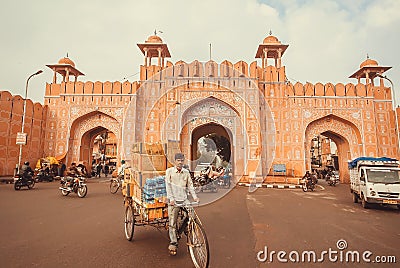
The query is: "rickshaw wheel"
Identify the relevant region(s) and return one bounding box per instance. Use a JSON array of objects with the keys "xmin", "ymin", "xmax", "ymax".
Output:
[
  {"xmin": 124, "ymin": 204, "xmax": 135, "ymax": 241},
  {"xmin": 187, "ymin": 219, "xmax": 209, "ymax": 268},
  {"xmin": 110, "ymin": 179, "xmax": 120, "ymax": 194}
]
